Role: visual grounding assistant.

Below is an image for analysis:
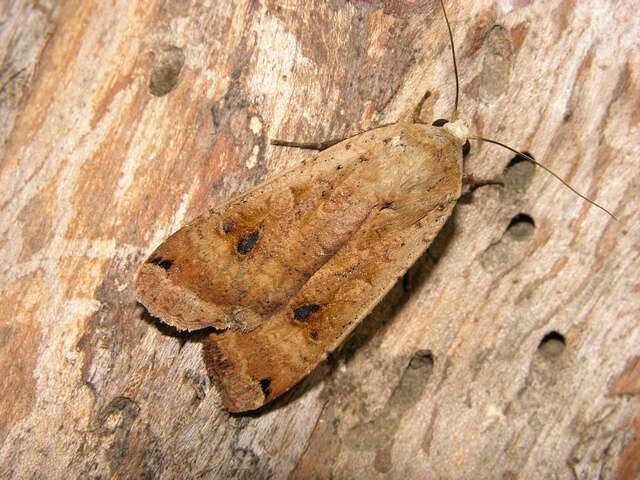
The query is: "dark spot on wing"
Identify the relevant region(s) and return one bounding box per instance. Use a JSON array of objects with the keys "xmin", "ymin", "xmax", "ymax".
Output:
[
  {"xmin": 149, "ymin": 257, "xmax": 173, "ymax": 270},
  {"xmin": 222, "ymin": 218, "xmax": 236, "ymax": 234},
  {"xmin": 259, "ymin": 378, "xmax": 272, "ymax": 398},
  {"xmin": 237, "ymin": 230, "xmax": 260, "ymax": 254},
  {"xmin": 293, "ymin": 303, "xmax": 321, "ymax": 321}
]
